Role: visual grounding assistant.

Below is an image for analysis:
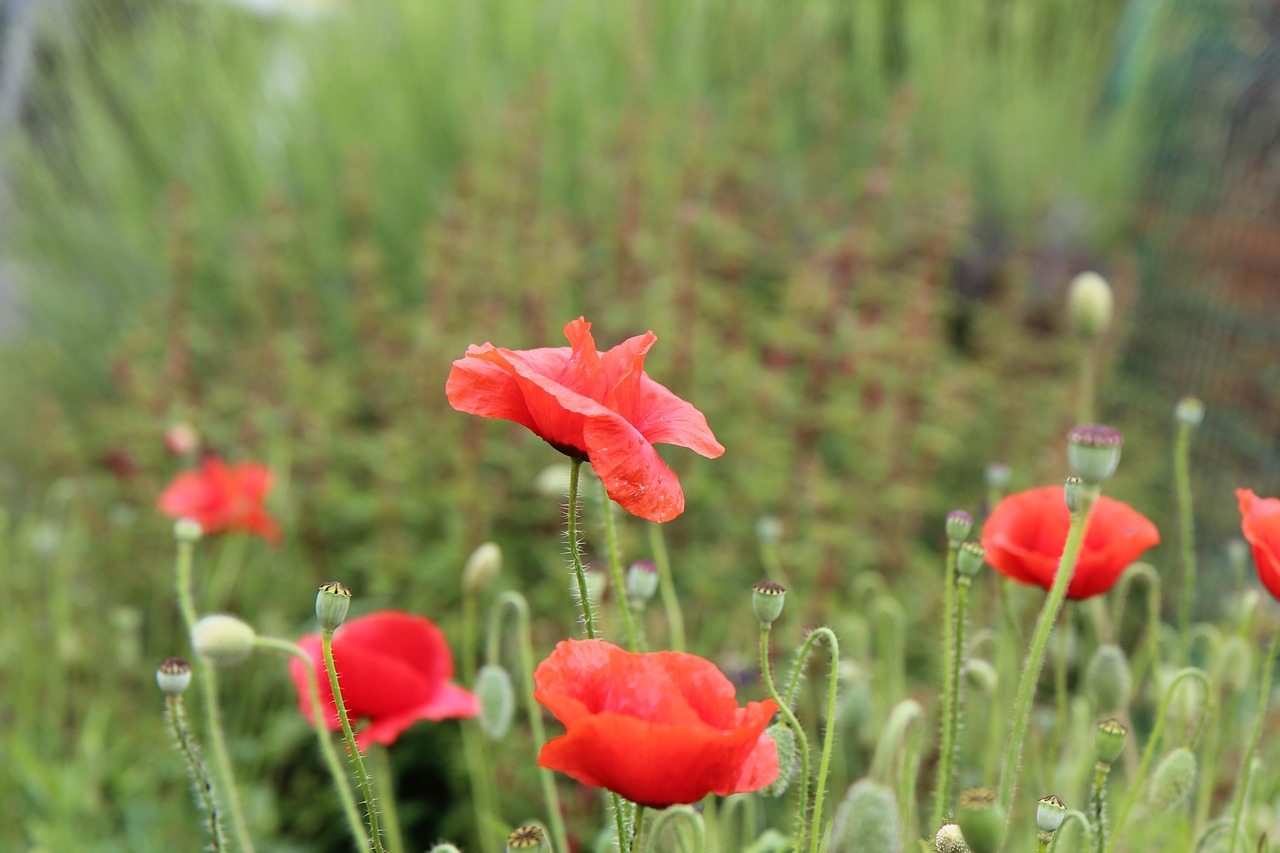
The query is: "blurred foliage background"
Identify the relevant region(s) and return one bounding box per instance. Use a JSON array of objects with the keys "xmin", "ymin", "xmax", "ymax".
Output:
[{"xmin": 0, "ymin": 0, "xmax": 1277, "ymax": 850}]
